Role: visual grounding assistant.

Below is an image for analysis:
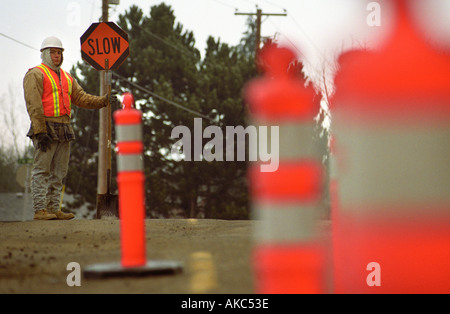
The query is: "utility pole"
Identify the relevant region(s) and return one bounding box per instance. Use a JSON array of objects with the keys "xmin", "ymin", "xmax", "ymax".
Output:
[
  {"xmin": 235, "ymin": 8, "xmax": 287, "ymax": 56},
  {"xmin": 96, "ymin": 0, "xmax": 118, "ymax": 218}
]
